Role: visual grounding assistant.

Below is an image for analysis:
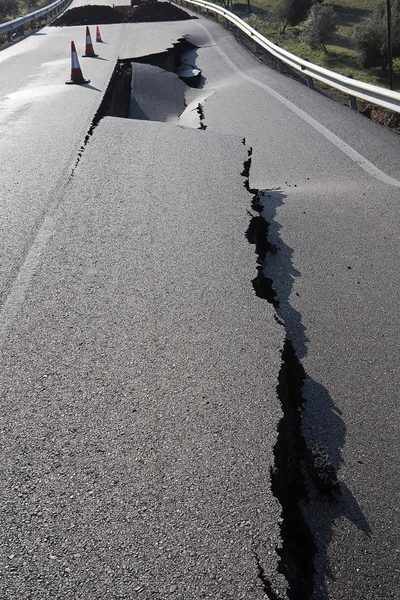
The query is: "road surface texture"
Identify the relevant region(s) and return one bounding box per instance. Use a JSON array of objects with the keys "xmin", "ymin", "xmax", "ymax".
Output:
[
  {"xmin": 0, "ymin": 1, "xmax": 400, "ymax": 599},
  {"xmin": 0, "ymin": 118, "xmax": 285, "ymax": 598}
]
